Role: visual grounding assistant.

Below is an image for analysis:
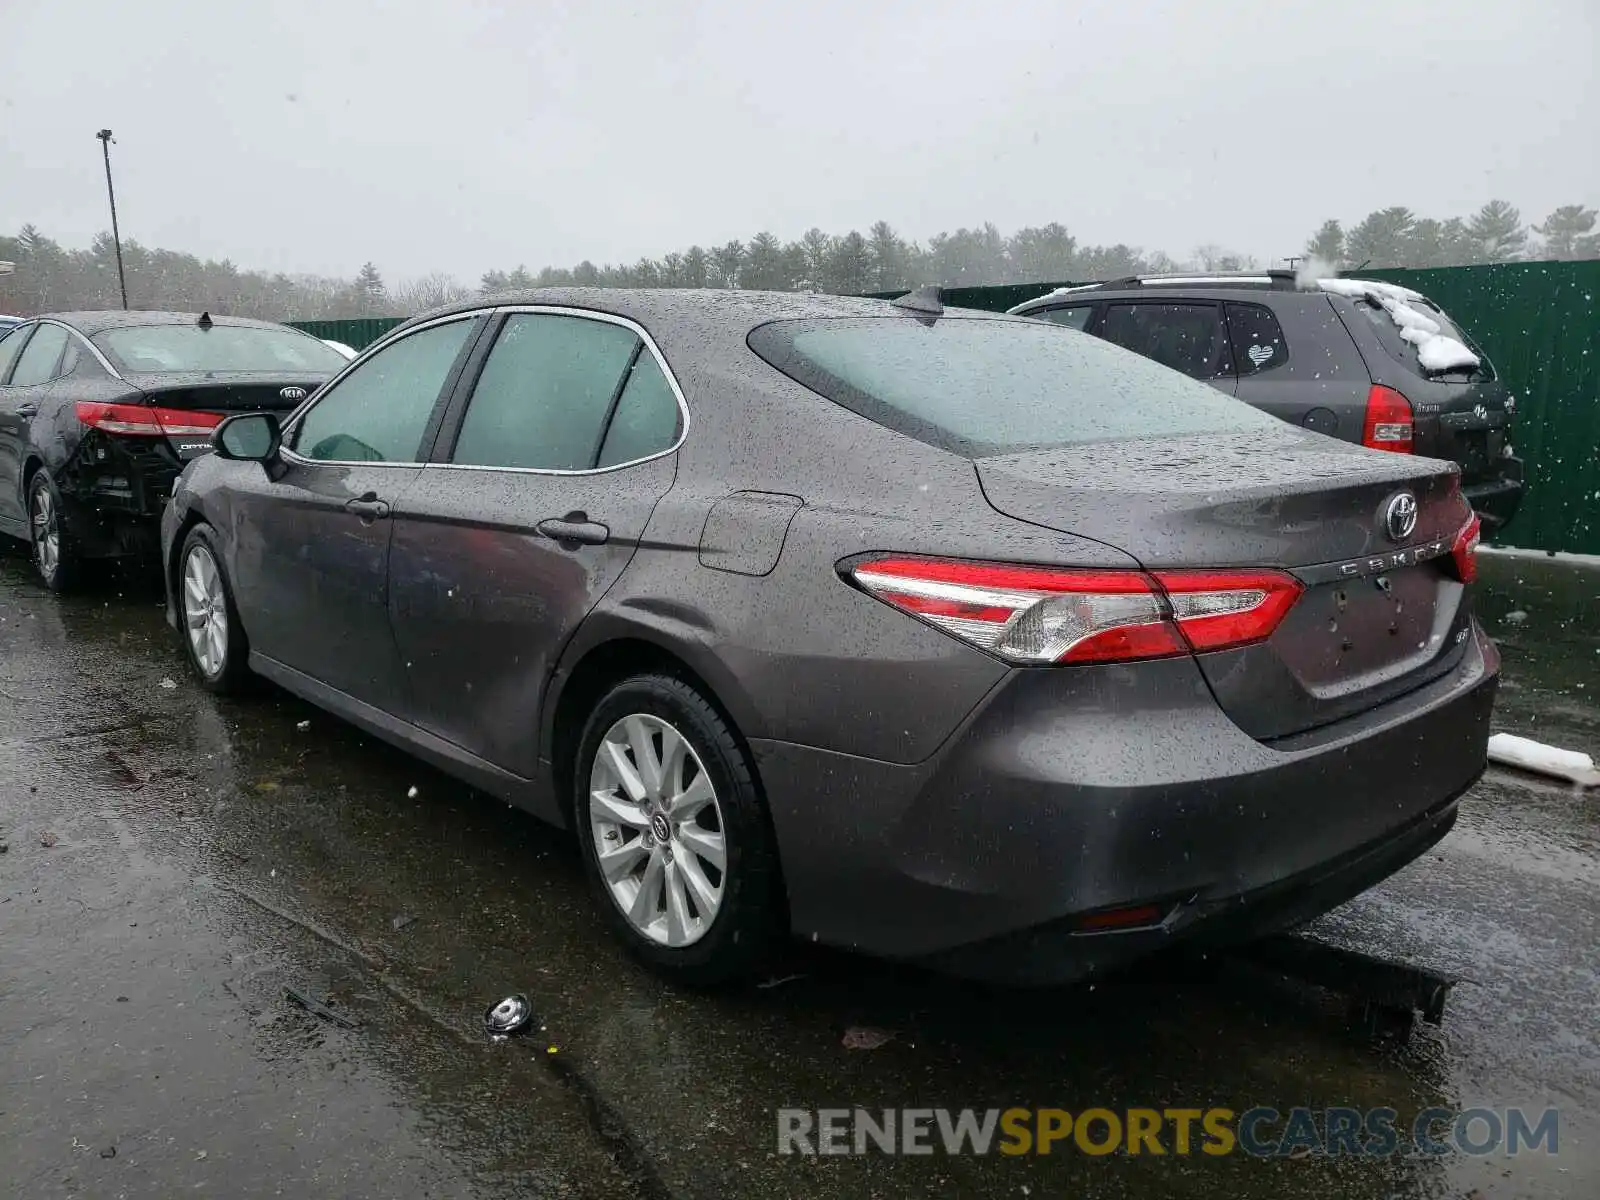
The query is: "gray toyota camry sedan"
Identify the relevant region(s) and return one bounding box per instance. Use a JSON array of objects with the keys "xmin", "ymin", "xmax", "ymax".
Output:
[{"xmin": 161, "ymin": 288, "xmax": 1497, "ymax": 986}]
